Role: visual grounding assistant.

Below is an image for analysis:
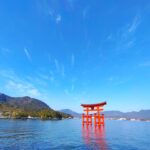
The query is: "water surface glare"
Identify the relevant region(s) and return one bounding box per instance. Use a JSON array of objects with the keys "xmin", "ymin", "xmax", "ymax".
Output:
[{"xmin": 0, "ymin": 119, "xmax": 150, "ymax": 150}]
